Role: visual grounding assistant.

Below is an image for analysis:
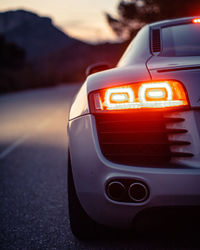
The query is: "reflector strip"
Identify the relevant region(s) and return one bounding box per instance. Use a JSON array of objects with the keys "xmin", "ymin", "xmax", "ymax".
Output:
[{"xmin": 94, "ymin": 93, "xmax": 103, "ymax": 110}]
